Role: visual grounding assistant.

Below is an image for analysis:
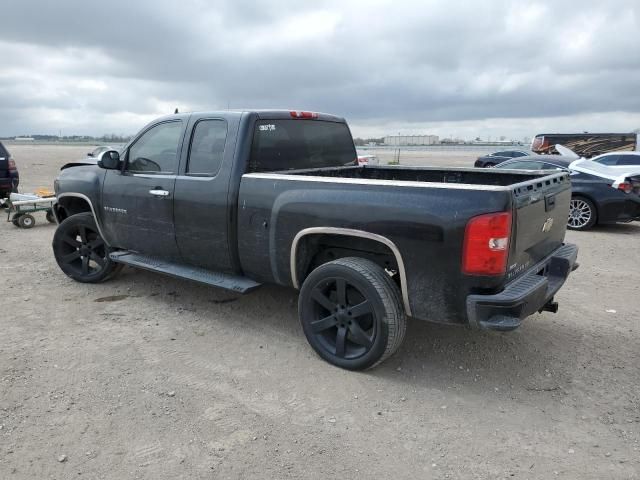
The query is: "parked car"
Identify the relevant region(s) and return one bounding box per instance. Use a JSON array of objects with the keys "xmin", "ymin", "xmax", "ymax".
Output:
[
  {"xmin": 0, "ymin": 141, "xmax": 19, "ymax": 202},
  {"xmin": 495, "ymin": 156, "xmax": 640, "ymax": 230},
  {"xmin": 87, "ymin": 145, "xmax": 117, "ymax": 158},
  {"xmin": 590, "ymin": 151, "xmax": 640, "ymax": 169},
  {"xmin": 474, "ymin": 150, "xmax": 529, "ymax": 168},
  {"xmin": 52, "ymin": 110, "xmax": 578, "ymax": 370}
]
